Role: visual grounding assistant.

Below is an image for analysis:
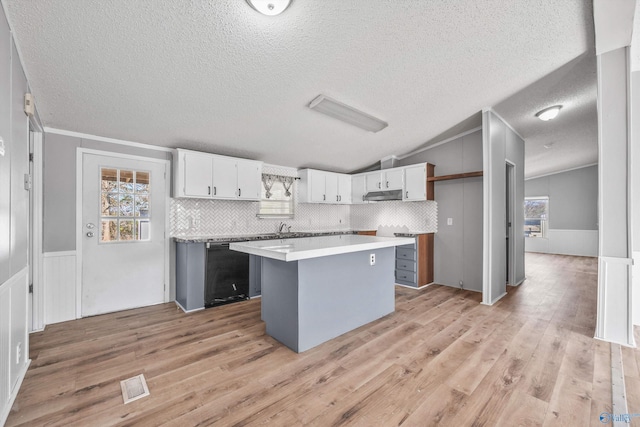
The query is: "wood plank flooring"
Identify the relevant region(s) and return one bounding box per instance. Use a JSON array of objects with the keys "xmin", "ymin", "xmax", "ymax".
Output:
[{"xmin": 7, "ymin": 253, "xmax": 609, "ymax": 426}]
